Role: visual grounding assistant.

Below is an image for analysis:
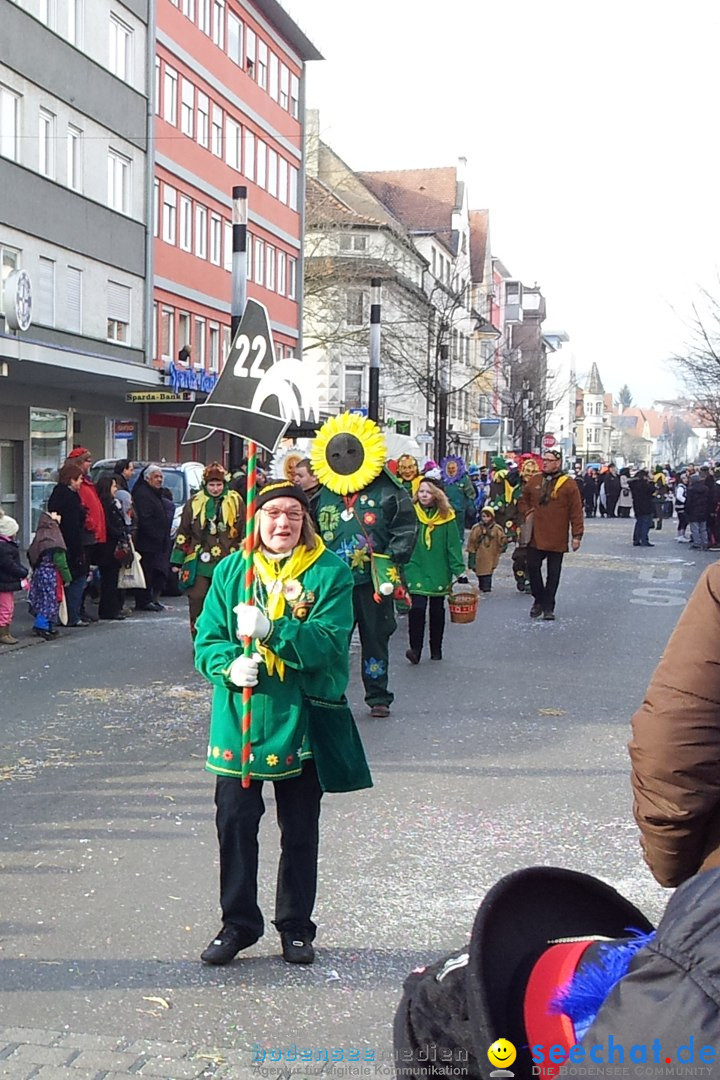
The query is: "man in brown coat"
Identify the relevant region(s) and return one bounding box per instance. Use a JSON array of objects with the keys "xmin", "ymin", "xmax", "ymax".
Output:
[
  {"xmin": 517, "ymin": 449, "xmax": 584, "ymax": 621},
  {"xmin": 630, "ymin": 563, "xmax": 720, "ymax": 887}
]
